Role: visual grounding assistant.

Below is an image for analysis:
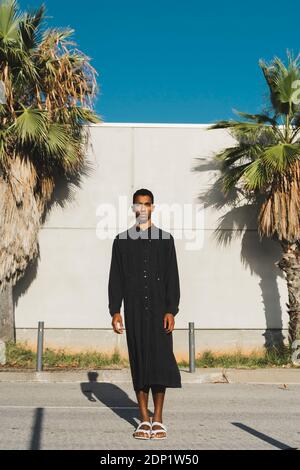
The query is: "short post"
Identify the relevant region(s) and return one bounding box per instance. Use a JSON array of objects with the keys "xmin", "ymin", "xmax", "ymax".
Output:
[
  {"xmin": 0, "ymin": 340, "xmax": 6, "ymax": 365},
  {"xmin": 36, "ymin": 321, "xmax": 44, "ymax": 372},
  {"xmin": 189, "ymin": 322, "xmax": 195, "ymax": 373}
]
